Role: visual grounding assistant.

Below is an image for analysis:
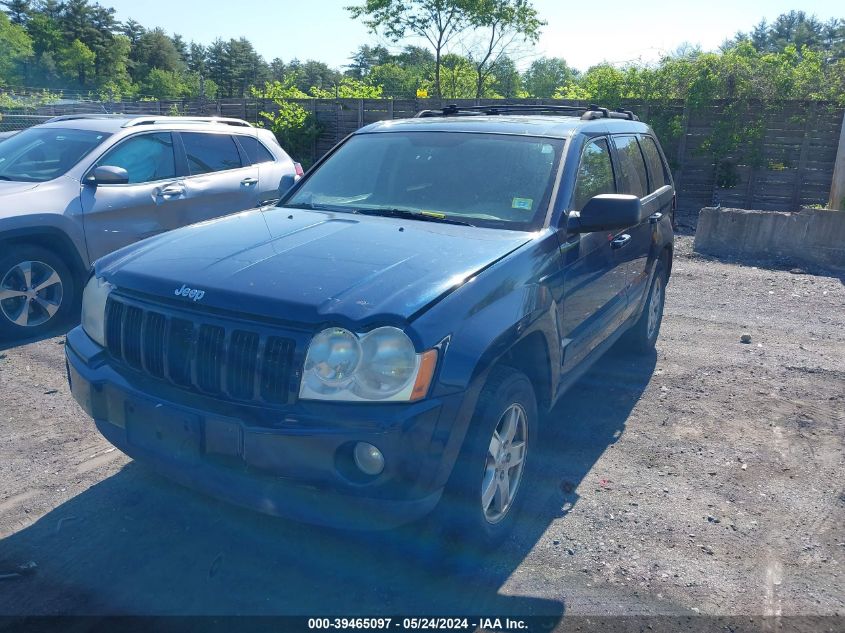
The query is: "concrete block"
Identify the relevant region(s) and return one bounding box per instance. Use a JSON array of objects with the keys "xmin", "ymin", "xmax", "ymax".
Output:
[{"xmin": 694, "ymin": 207, "xmax": 845, "ymax": 270}]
